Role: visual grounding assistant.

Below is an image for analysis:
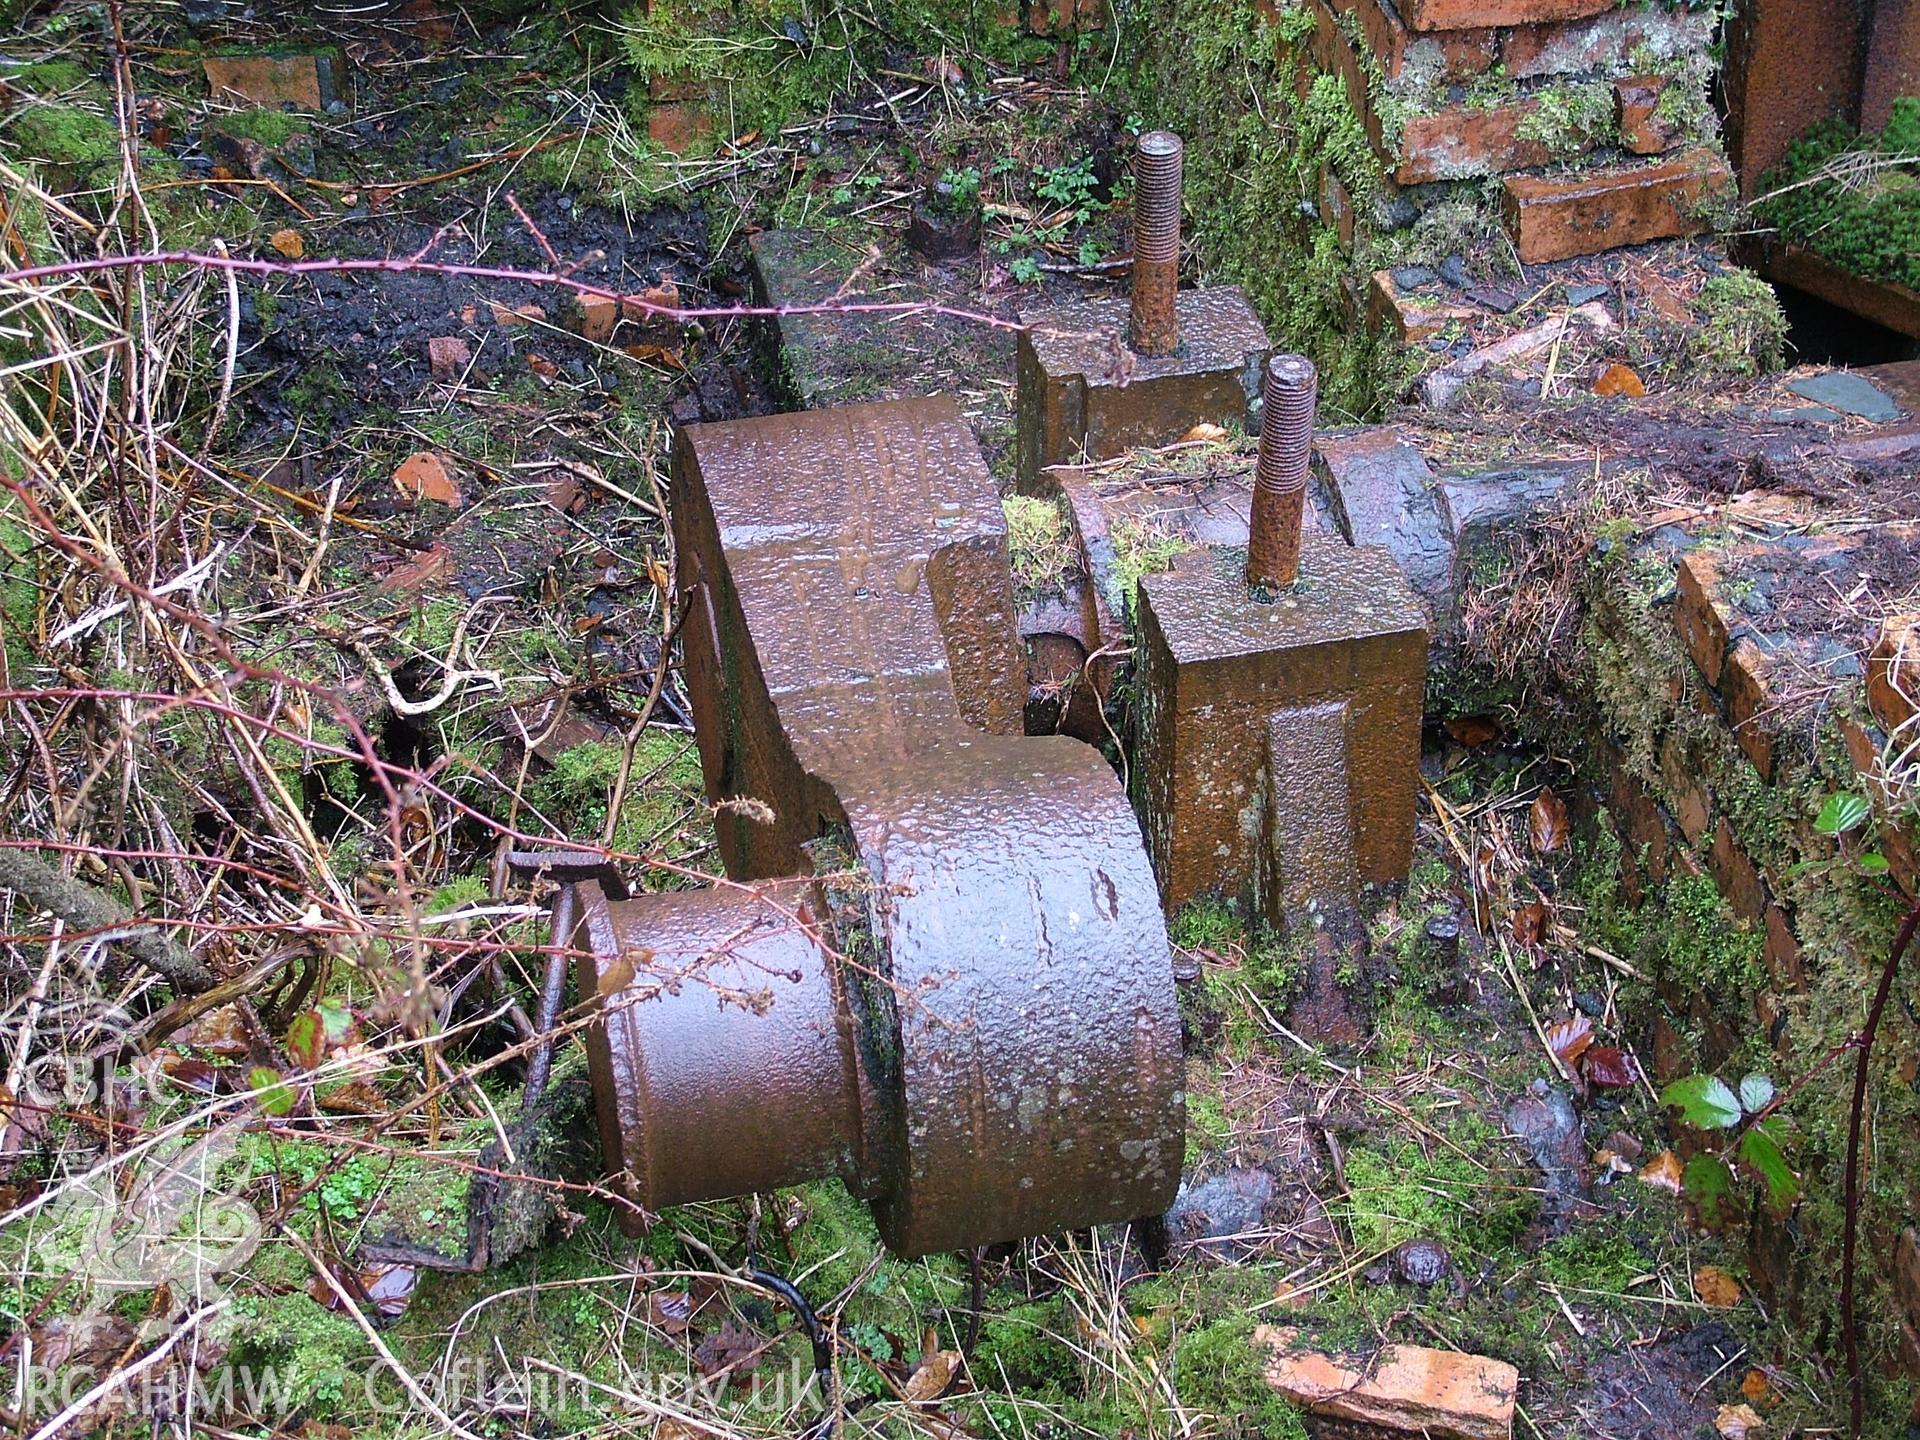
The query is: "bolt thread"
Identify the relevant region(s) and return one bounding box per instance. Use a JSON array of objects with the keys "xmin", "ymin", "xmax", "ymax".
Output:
[
  {"xmin": 1131, "ymin": 131, "xmax": 1184, "ymax": 264},
  {"xmin": 1246, "ymin": 353, "xmax": 1318, "ymax": 589},
  {"xmin": 1129, "ymin": 131, "xmax": 1183, "ymax": 357}
]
